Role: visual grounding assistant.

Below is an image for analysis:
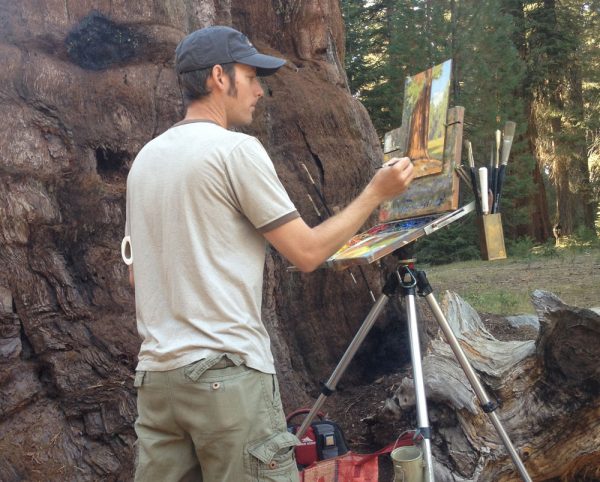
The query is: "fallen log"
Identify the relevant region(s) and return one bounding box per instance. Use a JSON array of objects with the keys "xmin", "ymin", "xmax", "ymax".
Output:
[{"xmin": 384, "ymin": 290, "xmax": 600, "ymax": 481}]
